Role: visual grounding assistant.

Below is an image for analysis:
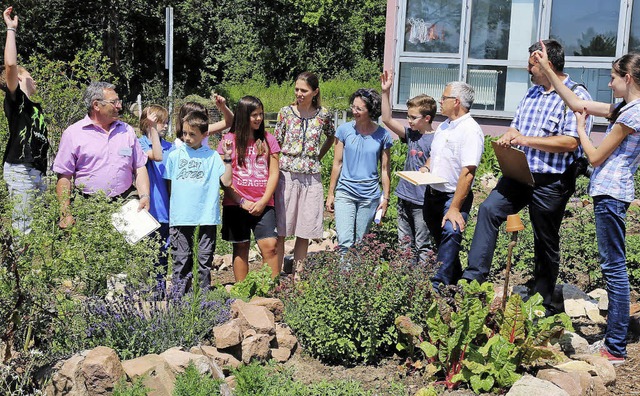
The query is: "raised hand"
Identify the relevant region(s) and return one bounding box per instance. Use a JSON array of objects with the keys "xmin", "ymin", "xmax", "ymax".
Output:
[
  {"xmin": 3, "ymin": 7, "xmax": 17, "ymax": 30},
  {"xmin": 380, "ymin": 70, "xmax": 393, "ymax": 93}
]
